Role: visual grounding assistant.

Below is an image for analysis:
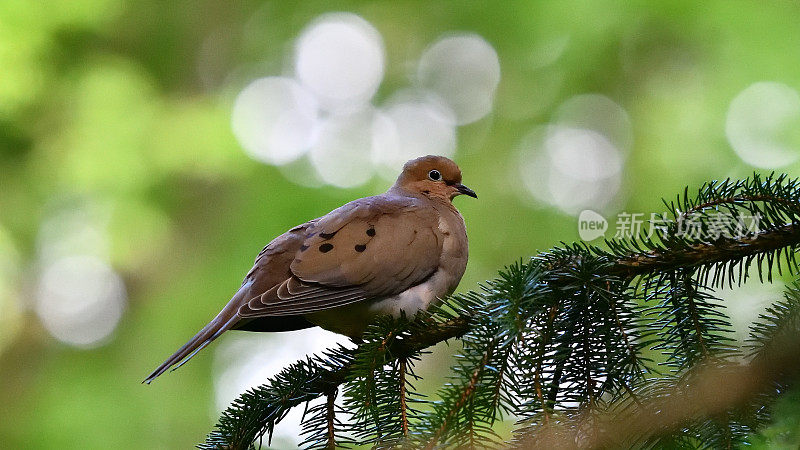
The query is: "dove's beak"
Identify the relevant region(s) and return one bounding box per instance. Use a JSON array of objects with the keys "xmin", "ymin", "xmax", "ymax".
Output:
[{"xmin": 455, "ymin": 183, "xmax": 477, "ymax": 198}]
